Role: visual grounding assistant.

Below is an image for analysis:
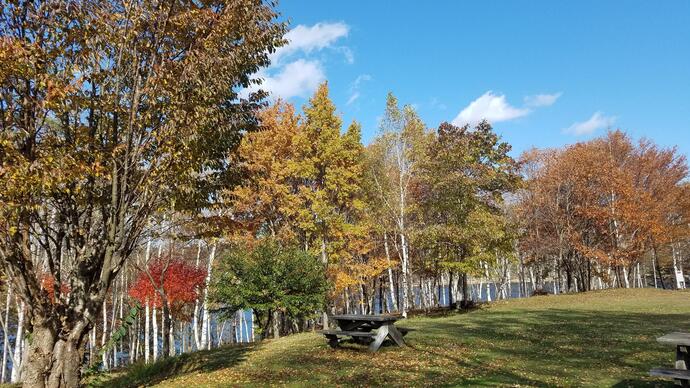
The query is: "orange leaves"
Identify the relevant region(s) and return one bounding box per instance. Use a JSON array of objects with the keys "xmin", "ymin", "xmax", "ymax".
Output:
[
  {"xmin": 518, "ymin": 130, "xmax": 689, "ymax": 269},
  {"xmin": 40, "ymin": 274, "xmax": 70, "ymax": 304}
]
